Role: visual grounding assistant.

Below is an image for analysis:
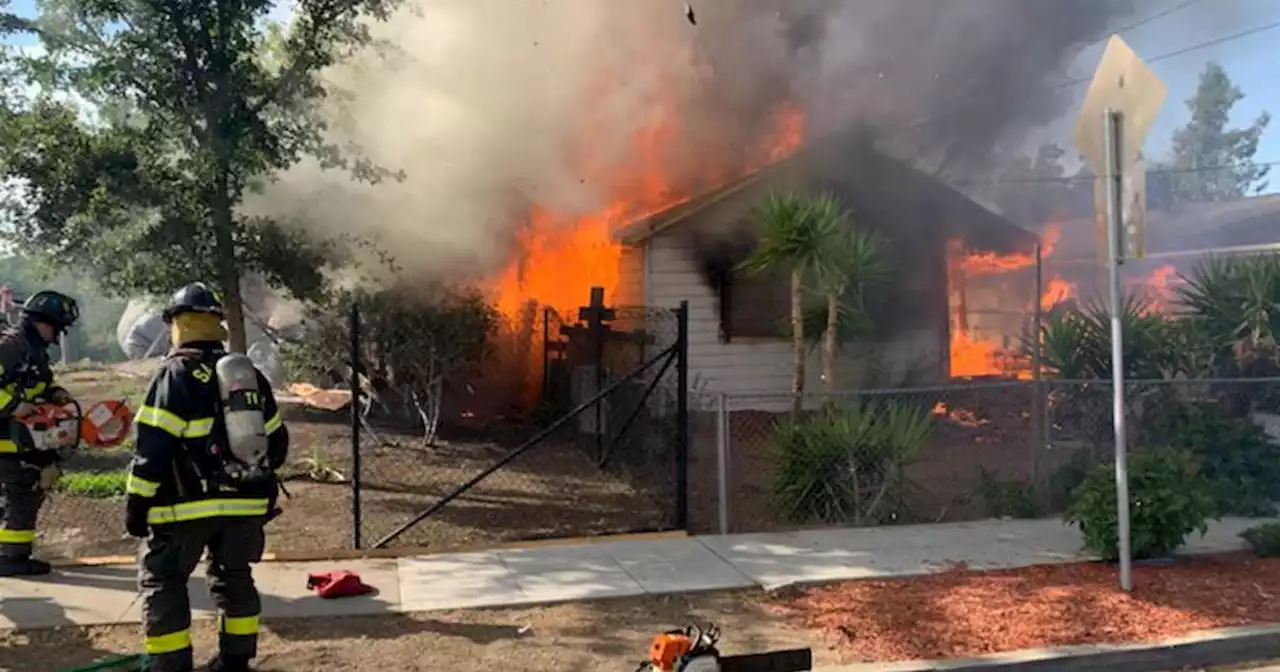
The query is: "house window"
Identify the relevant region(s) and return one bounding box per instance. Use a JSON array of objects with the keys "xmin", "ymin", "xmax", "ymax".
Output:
[{"xmin": 720, "ymin": 266, "xmax": 792, "ymax": 341}]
